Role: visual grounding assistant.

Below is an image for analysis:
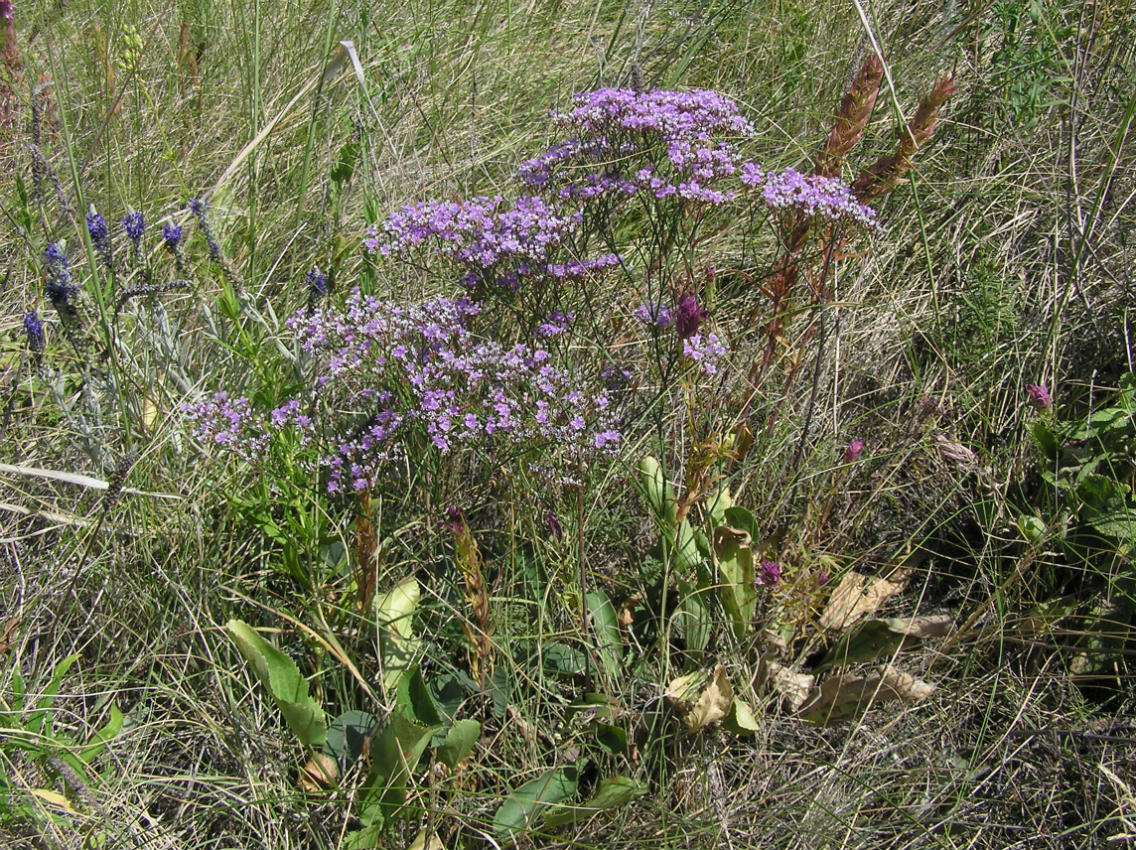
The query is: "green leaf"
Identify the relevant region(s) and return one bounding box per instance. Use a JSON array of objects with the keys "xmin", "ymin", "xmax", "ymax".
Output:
[
  {"xmin": 436, "ymin": 719, "xmax": 480, "ymax": 768},
  {"xmin": 705, "ymin": 483, "xmax": 733, "ymax": 527},
  {"xmin": 714, "ymin": 524, "xmax": 757, "ymax": 637},
  {"xmin": 79, "ymin": 703, "xmax": 124, "ymax": 764},
  {"xmin": 723, "ymin": 506, "xmax": 760, "ymax": 541},
  {"xmin": 324, "ymin": 710, "xmax": 379, "ymax": 770},
  {"xmin": 593, "ymin": 722, "xmax": 627, "ymax": 755},
  {"xmin": 674, "ymin": 519, "xmax": 702, "ymax": 572},
  {"xmin": 358, "ymin": 707, "xmax": 439, "ymax": 824},
  {"xmin": 724, "ymin": 697, "xmax": 760, "ymax": 734},
  {"xmin": 396, "ymin": 667, "xmax": 442, "ymax": 728},
  {"xmin": 224, "ymin": 620, "xmax": 327, "ymax": 747},
  {"xmin": 493, "ymin": 767, "xmax": 579, "ymax": 843},
  {"xmin": 540, "ymin": 642, "xmax": 589, "ymax": 678},
  {"xmin": 542, "ymin": 776, "xmax": 647, "ymax": 828},
  {"xmin": 675, "ymin": 594, "xmax": 712, "ymax": 653},
  {"xmin": 374, "ymin": 578, "xmax": 421, "ymax": 692},
  {"xmin": 28, "ymin": 654, "xmax": 79, "ymax": 735},
  {"xmin": 586, "ymin": 590, "xmax": 623, "ymax": 680},
  {"xmin": 638, "ymin": 456, "xmax": 677, "ymax": 526},
  {"xmin": 1030, "ymin": 419, "xmax": 1060, "ymax": 461}
]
